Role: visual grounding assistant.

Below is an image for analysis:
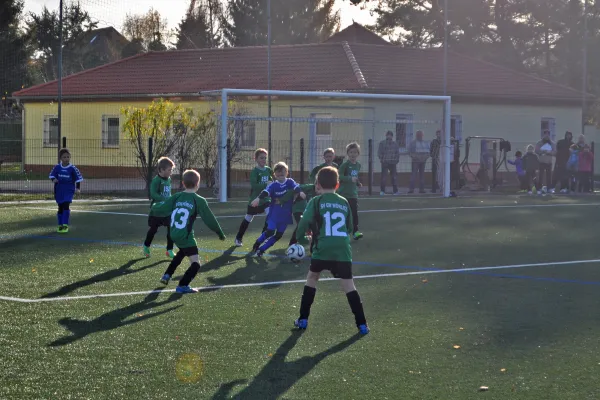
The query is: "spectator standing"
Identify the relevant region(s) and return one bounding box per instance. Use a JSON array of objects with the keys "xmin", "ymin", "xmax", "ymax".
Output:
[
  {"xmin": 535, "ymin": 130, "xmax": 556, "ymax": 193},
  {"xmin": 377, "ymin": 130, "xmax": 400, "ymax": 195}
]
